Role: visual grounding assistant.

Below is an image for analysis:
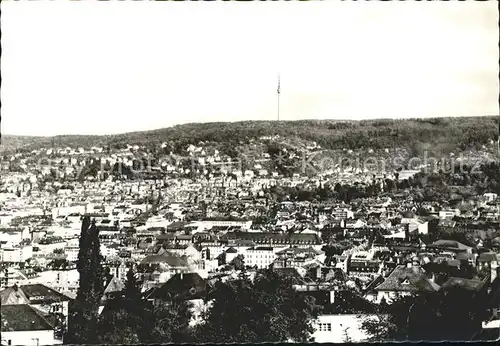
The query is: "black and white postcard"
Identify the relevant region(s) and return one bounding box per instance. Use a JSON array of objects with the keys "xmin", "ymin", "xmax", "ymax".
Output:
[{"xmin": 1, "ymin": 1, "xmax": 499, "ymax": 344}]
